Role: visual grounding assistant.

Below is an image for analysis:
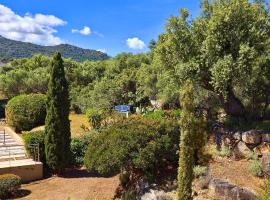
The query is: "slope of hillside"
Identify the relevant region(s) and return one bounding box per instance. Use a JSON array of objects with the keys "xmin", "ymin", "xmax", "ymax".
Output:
[{"xmin": 0, "ymin": 36, "xmax": 109, "ymax": 62}]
